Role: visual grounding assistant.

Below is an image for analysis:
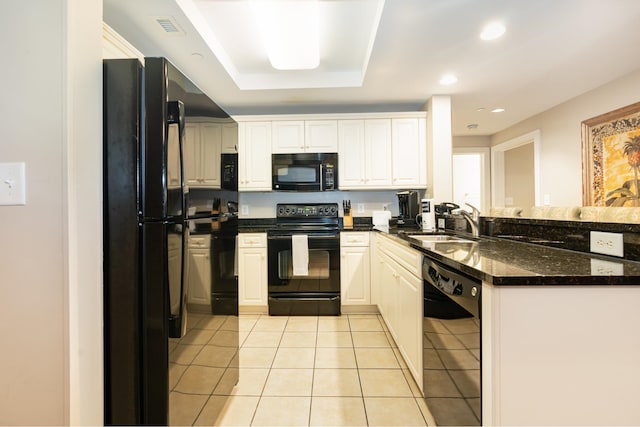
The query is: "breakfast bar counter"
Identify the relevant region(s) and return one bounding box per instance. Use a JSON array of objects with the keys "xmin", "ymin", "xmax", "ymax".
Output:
[{"xmin": 378, "ymin": 227, "xmax": 640, "ymax": 285}]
